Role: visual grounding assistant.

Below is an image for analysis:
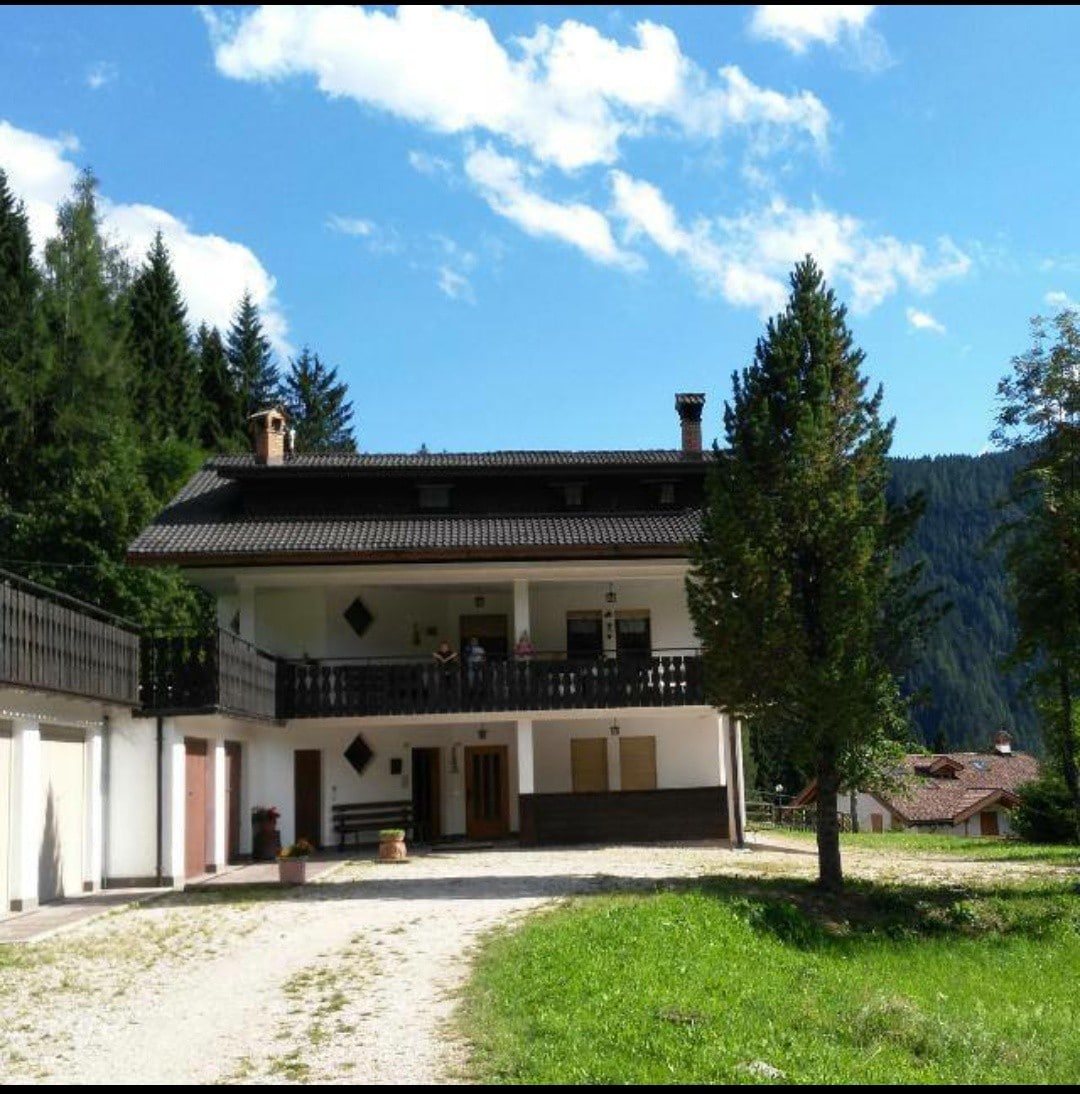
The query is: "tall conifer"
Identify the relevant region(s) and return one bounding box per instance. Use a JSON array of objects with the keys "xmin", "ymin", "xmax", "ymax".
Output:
[
  {"xmin": 283, "ymin": 347, "xmax": 356, "ymax": 452},
  {"xmin": 196, "ymin": 322, "xmax": 244, "ymax": 451},
  {"xmin": 226, "ymin": 291, "xmax": 279, "ymax": 417}
]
